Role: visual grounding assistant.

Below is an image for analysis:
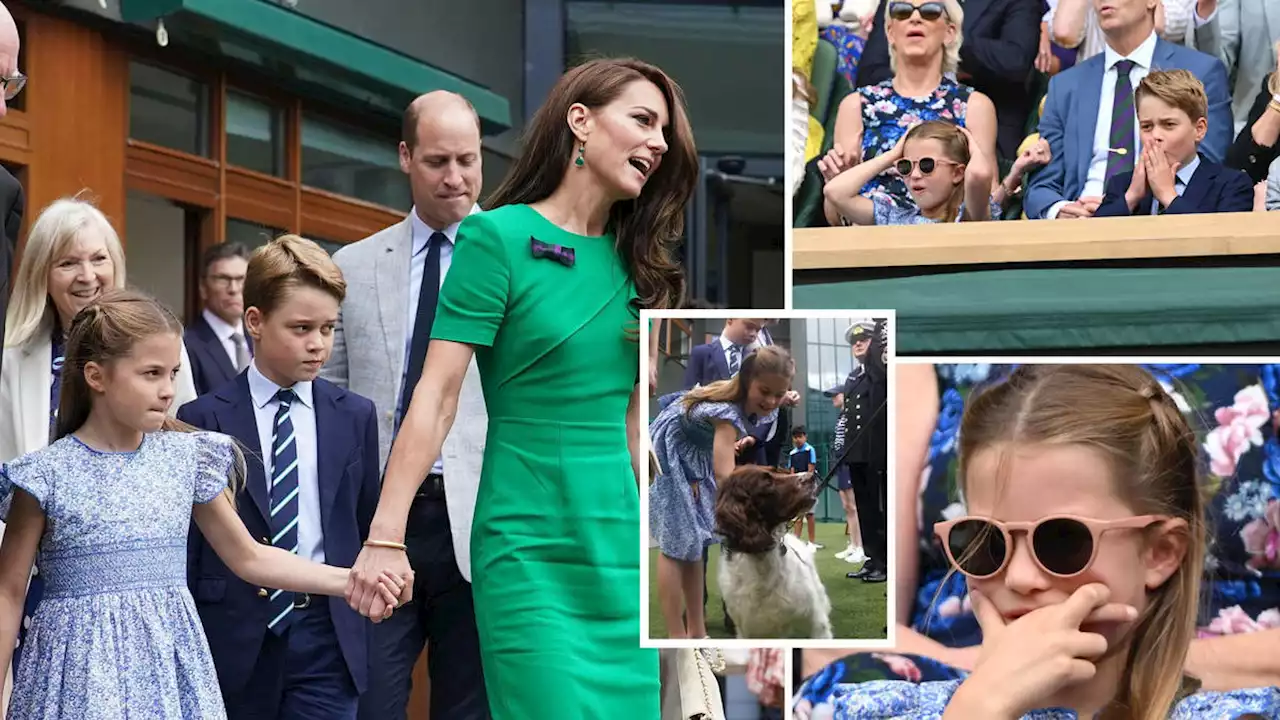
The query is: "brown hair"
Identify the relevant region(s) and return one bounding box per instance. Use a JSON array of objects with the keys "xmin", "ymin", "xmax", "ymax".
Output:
[
  {"xmin": 957, "ymin": 365, "xmax": 1204, "ymax": 720},
  {"xmin": 486, "ymin": 57, "xmax": 698, "ymax": 314},
  {"xmin": 902, "ymin": 120, "xmax": 969, "ymax": 222},
  {"xmin": 243, "ymin": 234, "xmax": 347, "ymax": 316},
  {"xmin": 715, "ymin": 466, "xmax": 817, "ymax": 553},
  {"xmin": 199, "ymin": 241, "xmax": 250, "ymax": 278},
  {"xmin": 1135, "ymin": 69, "xmax": 1209, "ymax": 122},
  {"xmin": 681, "ymin": 345, "xmax": 795, "ymax": 411},
  {"xmin": 56, "ymin": 289, "xmax": 247, "ymax": 496}
]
